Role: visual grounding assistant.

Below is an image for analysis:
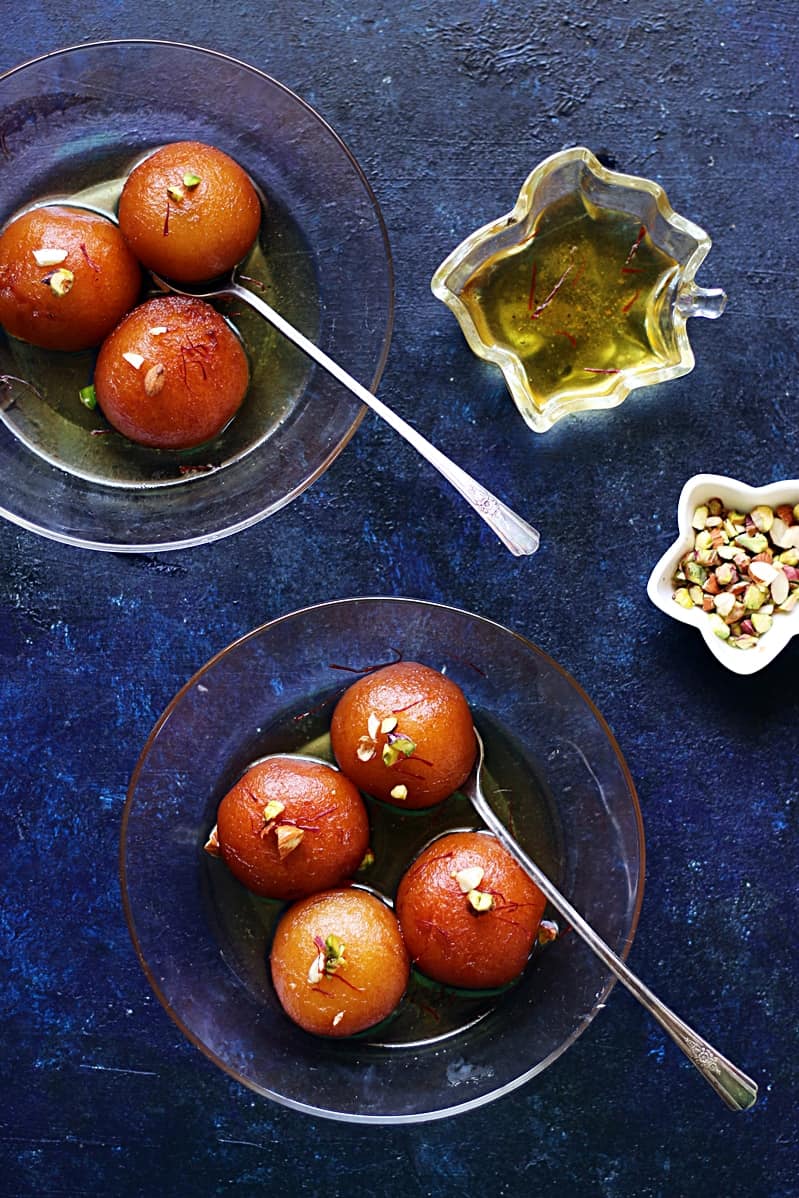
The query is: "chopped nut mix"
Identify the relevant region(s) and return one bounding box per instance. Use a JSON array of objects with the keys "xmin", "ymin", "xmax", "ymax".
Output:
[{"xmin": 672, "ymin": 498, "xmax": 799, "ymax": 648}]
